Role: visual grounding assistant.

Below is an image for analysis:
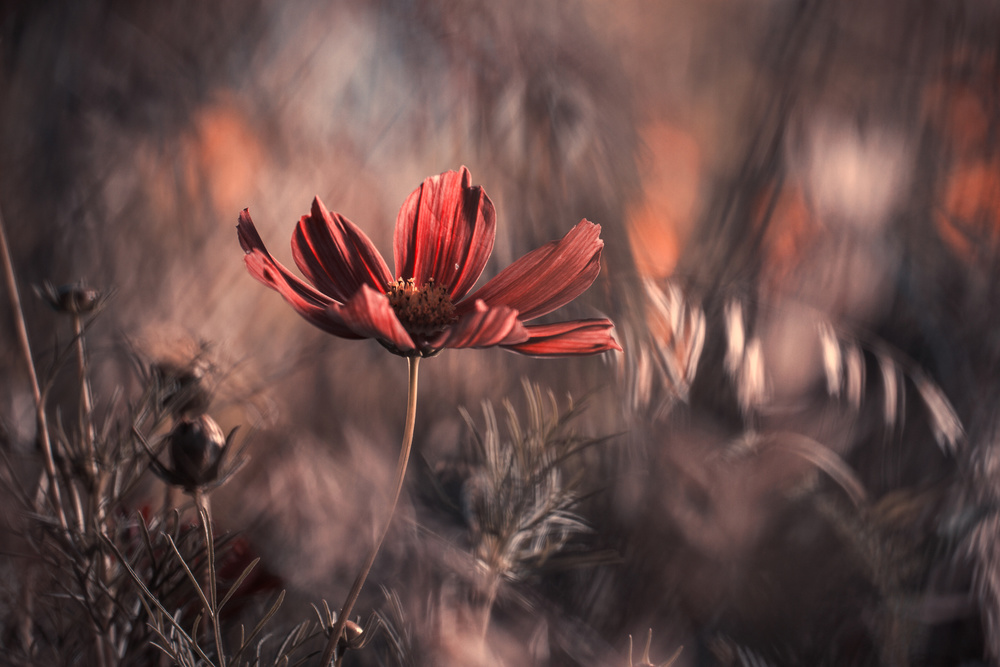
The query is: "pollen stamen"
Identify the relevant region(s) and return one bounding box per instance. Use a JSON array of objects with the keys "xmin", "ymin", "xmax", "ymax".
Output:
[{"xmin": 386, "ymin": 278, "xmax": 456, "ymax": 336}]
